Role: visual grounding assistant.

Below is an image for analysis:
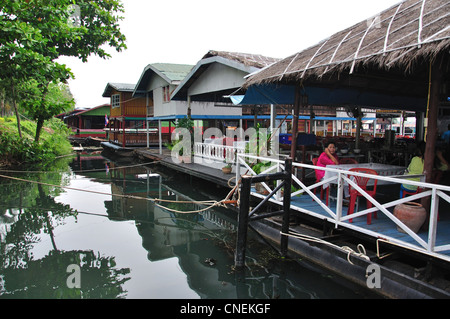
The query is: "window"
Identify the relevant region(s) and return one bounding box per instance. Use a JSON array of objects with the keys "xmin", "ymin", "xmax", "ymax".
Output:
[
  {"xmin": 163, "ymin": 86, "xmax": 170, "ymax": 103},
  {"xmin": 111, "ymin": 94, "xmax": 120, "ymax": 108}
]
